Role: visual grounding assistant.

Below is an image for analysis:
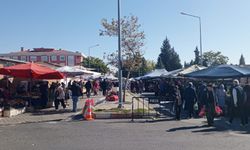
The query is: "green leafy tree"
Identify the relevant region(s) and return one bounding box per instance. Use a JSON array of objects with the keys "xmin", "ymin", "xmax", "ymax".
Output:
[
  {"xmin": 239, "ymin": 54, "xmax": 246, "ymax": 65},
  {"xmin": 100, "ymin": 15, "xmax": 145, "ymax": 102},
  {"xmin": 123, "ymin": 58, "xmax": 155, "ymax": 77},
  {"xmin": 202, "ymin": 50, "xmax": 229, "ymax": 66},
  {"xmin": 82, "ymin": 57, "xmax": 109, "ymax": 74},
  {"xmin": 156, "ymin": 37, "xmax": 182, "ymax": 71}
]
